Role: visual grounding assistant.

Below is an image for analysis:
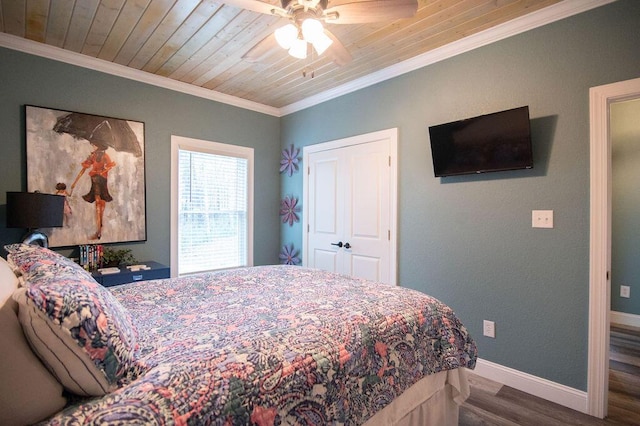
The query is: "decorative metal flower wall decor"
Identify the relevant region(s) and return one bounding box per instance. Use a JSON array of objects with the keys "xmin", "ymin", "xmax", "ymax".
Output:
[
  {"xmin": 280, "ymin": 144, "xmax": 300, "ymax": 177},
  {"xmin": 279, "ymin": 244, "xmax": 300, "ymax": 265},
  {"xmin": 280, "ymin": 196, "xmax": 301, "ymax": 226}
]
